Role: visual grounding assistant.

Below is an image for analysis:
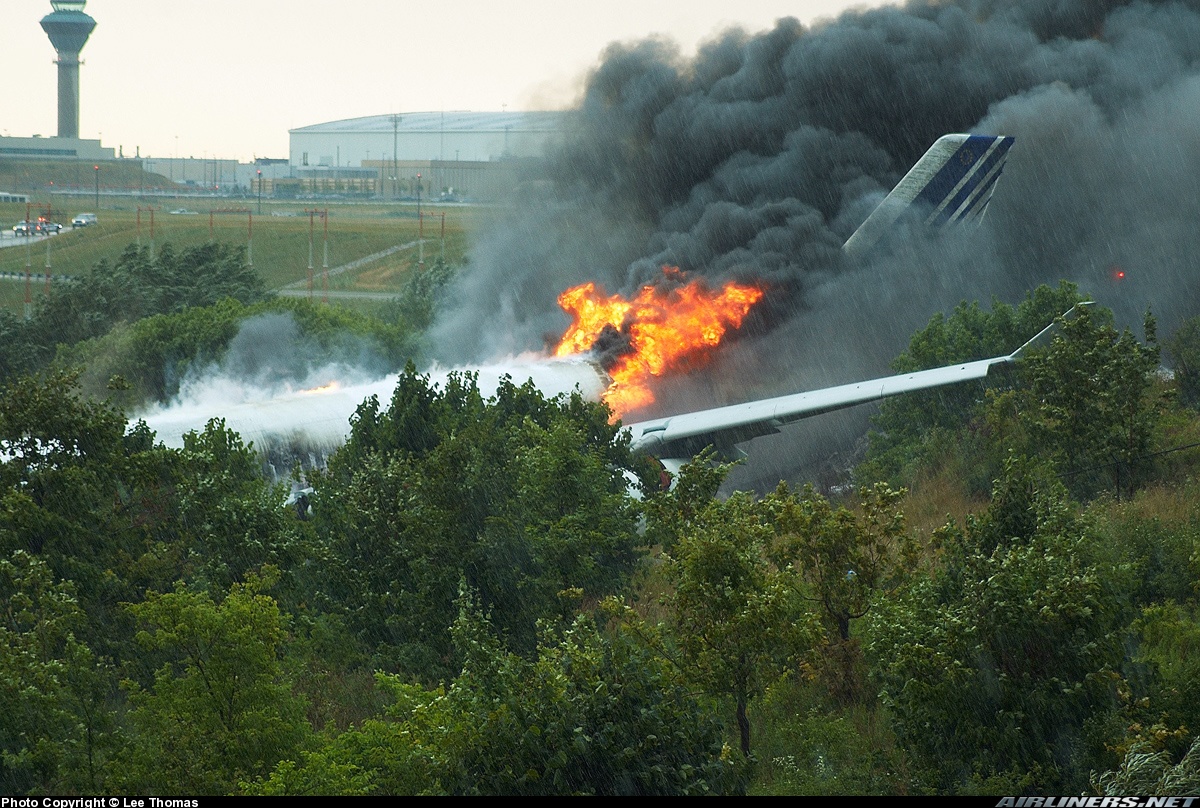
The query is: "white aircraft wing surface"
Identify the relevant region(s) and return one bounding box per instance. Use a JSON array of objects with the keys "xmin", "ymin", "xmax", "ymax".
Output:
[{"xmin": 625, "ymin": 307, "xmax": 1078, "ymax": 469}]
